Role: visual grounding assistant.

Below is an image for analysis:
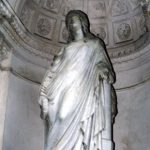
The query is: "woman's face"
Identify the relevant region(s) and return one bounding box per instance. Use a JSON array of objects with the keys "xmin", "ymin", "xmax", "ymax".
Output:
[{"xmin": 68, "ymin": 16, "xmax": 83, "ymax": 34}]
